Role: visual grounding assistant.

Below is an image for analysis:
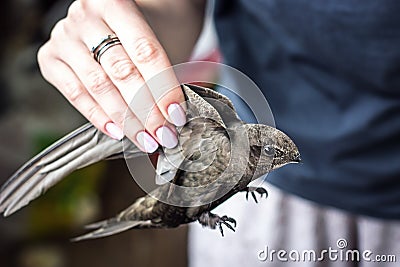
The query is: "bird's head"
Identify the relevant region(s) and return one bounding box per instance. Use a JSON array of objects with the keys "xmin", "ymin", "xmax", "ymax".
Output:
[{"xmin": 244, "ymin": 124, "xmax": 301, "ymax": 176}]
